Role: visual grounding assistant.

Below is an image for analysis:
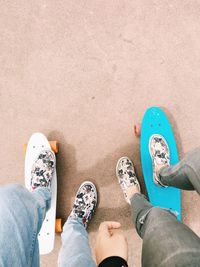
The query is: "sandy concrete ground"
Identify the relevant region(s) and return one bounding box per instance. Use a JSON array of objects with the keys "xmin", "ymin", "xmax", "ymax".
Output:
[{"xmin": 1, "ymin": 1, "xmax": 200, "ymax": 266}]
